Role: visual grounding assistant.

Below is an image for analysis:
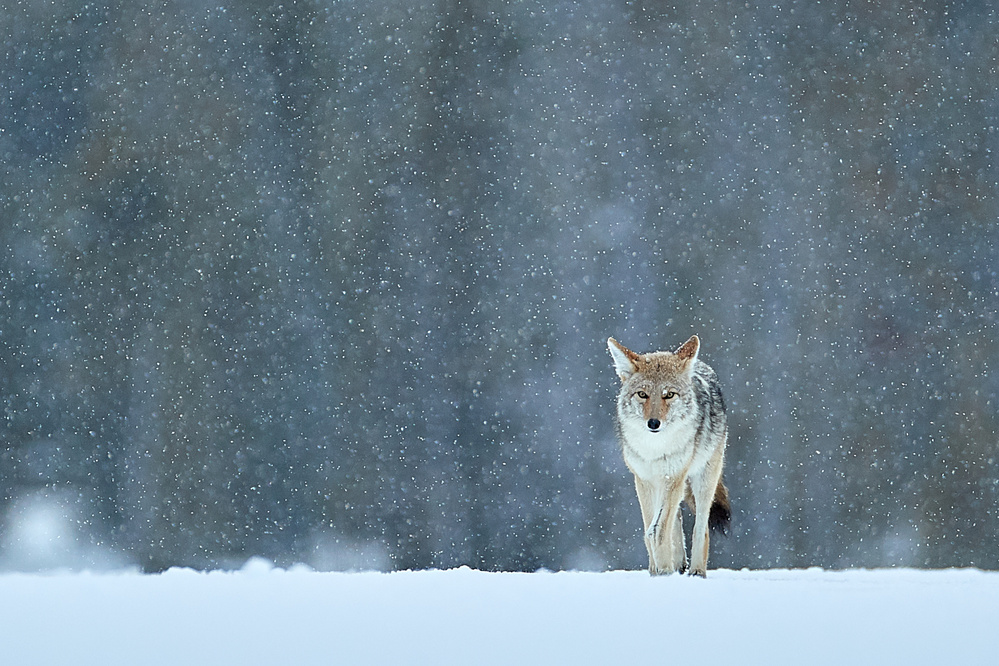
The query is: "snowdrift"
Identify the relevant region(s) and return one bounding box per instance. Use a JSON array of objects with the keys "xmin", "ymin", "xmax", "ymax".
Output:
[{"xmin": 2, "ymin": 564, "xmax": 995, "ymax": 665}]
